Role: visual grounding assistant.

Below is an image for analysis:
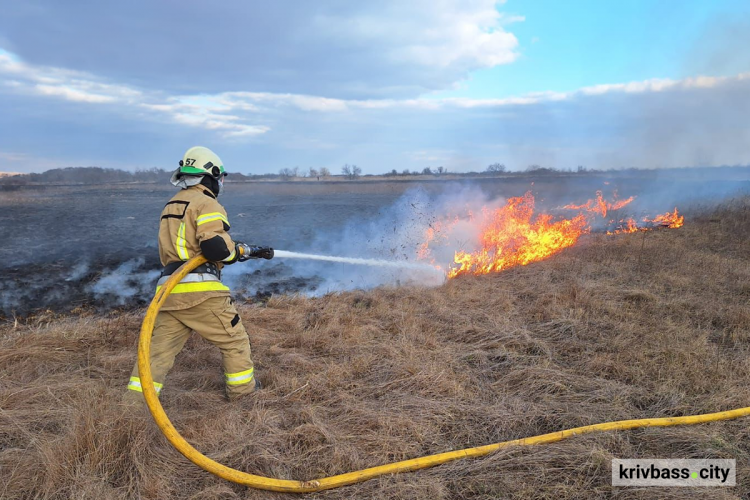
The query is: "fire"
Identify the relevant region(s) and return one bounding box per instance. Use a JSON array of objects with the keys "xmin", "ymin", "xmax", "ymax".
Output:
[
  {"xmin": 563, "ymin": 190, "xmax": 635, "ymax": 218},
  {"xmin": 418, "ymin": 190, "xmax": 684, "ymax": 279},
  {"xmin": 417, "ymin": 218, "xmax": 458, "ymax": 261},
  {"xmin": 447, "ymin": 192, "xmax": 589, "ymax": 278},
  {"xmin": 607, "ymin": 218, "xmax": 639, "ymax": 235},
  {"xmin": 646, "ymin": 208, "xmax": 684, "ymax": 228}
]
